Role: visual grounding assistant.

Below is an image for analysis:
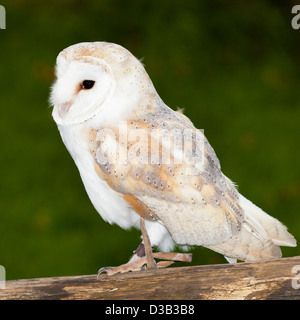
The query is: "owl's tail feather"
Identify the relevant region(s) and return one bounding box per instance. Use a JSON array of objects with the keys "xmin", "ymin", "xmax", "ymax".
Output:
[
  {"xmin": 239, "ymin": 194, "xmax": 296, "ymax": 248},
  {"xmin": 206, "ymin": 194, "xmax": 296, "ymax": 263}
]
